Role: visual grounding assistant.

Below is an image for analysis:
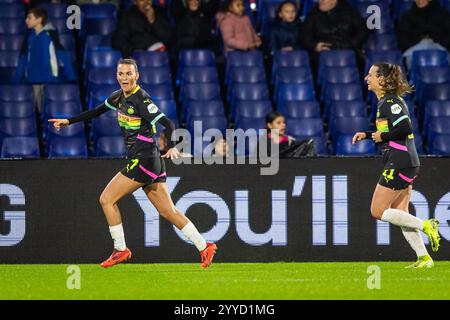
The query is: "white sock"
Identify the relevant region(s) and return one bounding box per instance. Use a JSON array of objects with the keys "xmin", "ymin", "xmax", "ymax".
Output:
[
  {"xmin": 401, "ymin": 227, "xmax": 428, "ymax": 257},
  {"xmin": 181, "ymin": 221, "xmax": 207, "ymax": 251},
  {"xmin": 381, "ymin": 208, "xmax": 423, "ymax": 230},
  {"xmin": 109, "ymin": 223, "xmax": 127, "ymax": 251}
]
